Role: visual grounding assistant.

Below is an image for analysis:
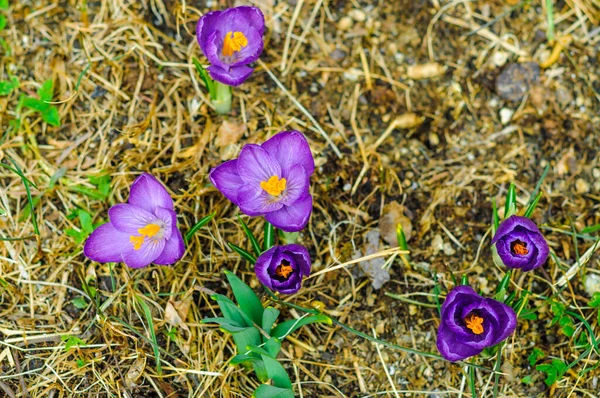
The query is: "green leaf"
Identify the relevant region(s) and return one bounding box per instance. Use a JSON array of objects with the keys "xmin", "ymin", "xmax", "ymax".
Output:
[
  {"xmin": 212, "ymin": 294, "xmax": 253, "ymax": 327},
  {"xmin": 0, "ymin": 0, "xmax": 8, "ymax": 10},
  {"xmin": 71, "ymin": 297, "xmax": 88, "ymax": 309},
  {"xmin": 264, "ymin": 337, "xmax": 282, "ymax": 358},
  {"xmin": 78, "ymin": 209, "xmax": 94, "ymax": 235},
  {"xmin": 192, "ymin": 57, "xmax": 216, "ymax": 99},
  {"xmin": 185, "ymin": 211, "xmax": 216, "ymax": 243},
  {"xmin": 238, "ymin": 215, "xmax": 262, "ymax": 256},
  {"xmin": 0, "ymin": 76, "xmax": 18, "ymax": 95},
  {"xmin": 589, "ymin": 292, "xmax": 600, "ymax": 308},
  {"xmin": 521, "ymin": 375, "xmax": 533, "ymax": 384},
  {"xmin": 278, "ymin": 230, "xmax": 299, "ymax": 245},
  {"xmin": 494, "ymin": 271, "xmax": 511, "ymax": 301},
  {"xmin": 0, "ymin": 14, "xmax": 5, "ymax": 31},
  {"xmin": 61, "ymin": 335, "xmax": 85, "ymax": 351},
  {"xmin": 581, "ymin": 224, "xmax": 600, "ymax": 234},
  {"xmin": 88, "ymin": 174, "xmax": 111, "ymax": 198},
  {"xmin": 22, "ymin": 96, "xmax": 48, "ymax": 112},
  {"xmin": 38, "ymin": 79, "xmax": 54, "ymax": 102},
  {"xmin": 231, "ymin": 327, "xmax": 262, "ymax": 355},
  {"xmin": 253, "ymin": 385, "xmax": 295, "ymax": 398},
  {"xmin": 271, "ymin": 314, "xmax": 332, "ymax": 340},
  {"xmin": 523, "ymin": 191, "xmax": 543, "ymax": 218},
  {"xmin": 492, "ymin": 197, "xmax": 499, "ymax": 233},
  {"xmin": 528, "ymin": 347, "xmax": 545, "ymax": 366},
  {"xmin": 459, "ymin": 274, "xmax": 468, "ymax": 286},
  {"xmin": 504, "ymin": 183, "xmax": 517, "ymax": 218},
  {"xmin": 230, "ymin": 354, "xmax": 256, "ymax": 366},
  {"xmin": 262, "ymin": 307, "xmax": 280, "ymax": 335},
  {"xmin": 228, "ymin": 242, "xmax": 257, "ymax": 264},
  {"xmin": 225, "ymin": 270, "xmax": 263, "ymax": 326},
  {"xmin": 264, "ymin": 221, "xmax": 275, "ymax": 251},
  {"xmin": 262, "ymin": 354, "xmax": 292, "ymax": 389},
  {"xmin": 559, "ymin": 315, "xmax": 574, "ymax": 337},
  {"xmin": 396, "ymin": 223, "xmax": 409, "ymax": 250},
  {"xmin": 134, "ymin": 295, "xmax": 162, "ymax": 375},
  {"xmin": 42, "ymin": 106, "xmax": 60, "ymax": 127}
]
